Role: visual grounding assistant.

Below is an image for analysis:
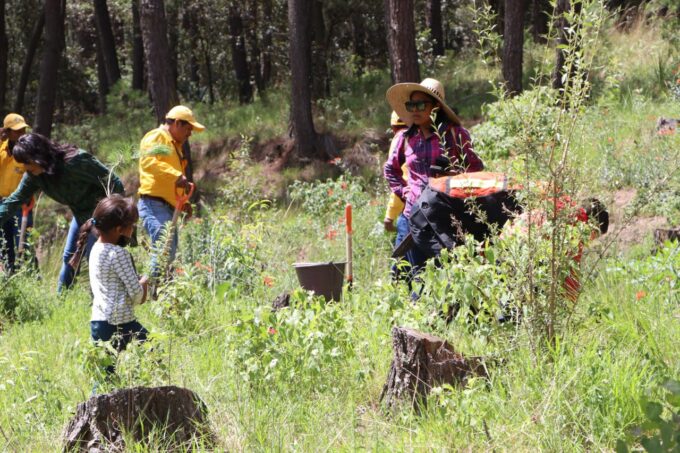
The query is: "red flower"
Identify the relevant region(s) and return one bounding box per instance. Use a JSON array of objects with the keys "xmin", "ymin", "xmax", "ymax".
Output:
[
  {"xmin": 341, "ymin": 182, "xmax": 348, "ymax": 190},
  {"xmin": 194, "ymin": 261, "xmax": 213, "ymax": 272},
  {"xmin": 263, "ymin": 276, "xmax": 274, "ymax": 287},
  {"xmin": 325, "ymin": 228, "xmax": 338, "ymax": 240},
  {"xmin": 636, "ymin": 290, "xmax": 646, "ymax": 301},
  {"xmin": 268, "ymin": 327, "xmax": 277, "ymax": 335}
]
